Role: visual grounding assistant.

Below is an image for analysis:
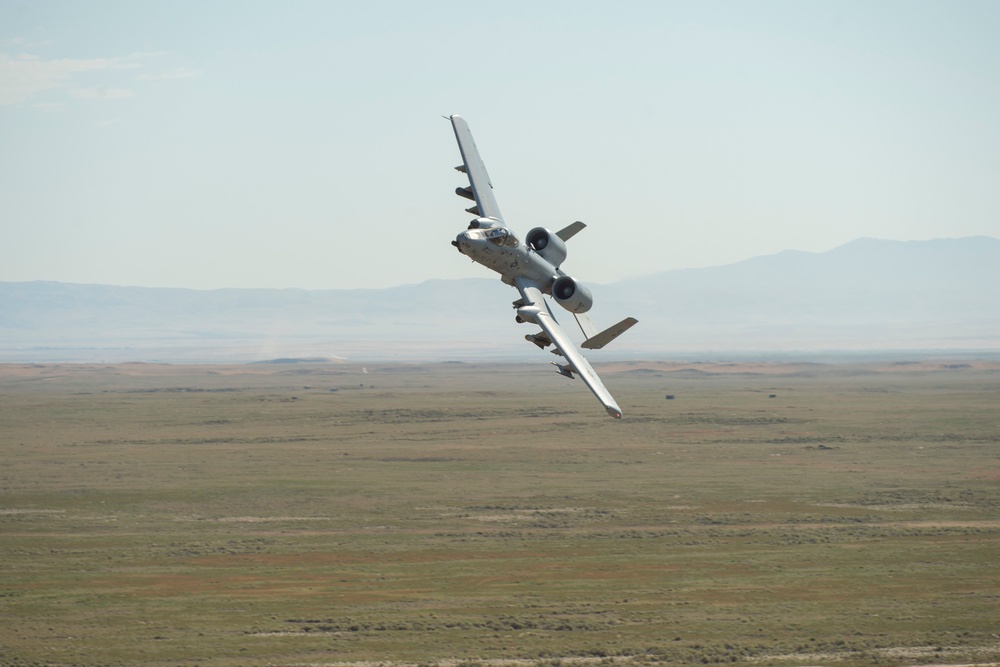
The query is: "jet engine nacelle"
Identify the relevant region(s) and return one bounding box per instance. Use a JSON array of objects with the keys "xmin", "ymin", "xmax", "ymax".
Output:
[
  {"xmin": 526, "ymin": 227, "xmax": 568, "ymax": 268},
  {"xmin": 551, "ymin": 275, "xmax": 593, "ymax": 314}
]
